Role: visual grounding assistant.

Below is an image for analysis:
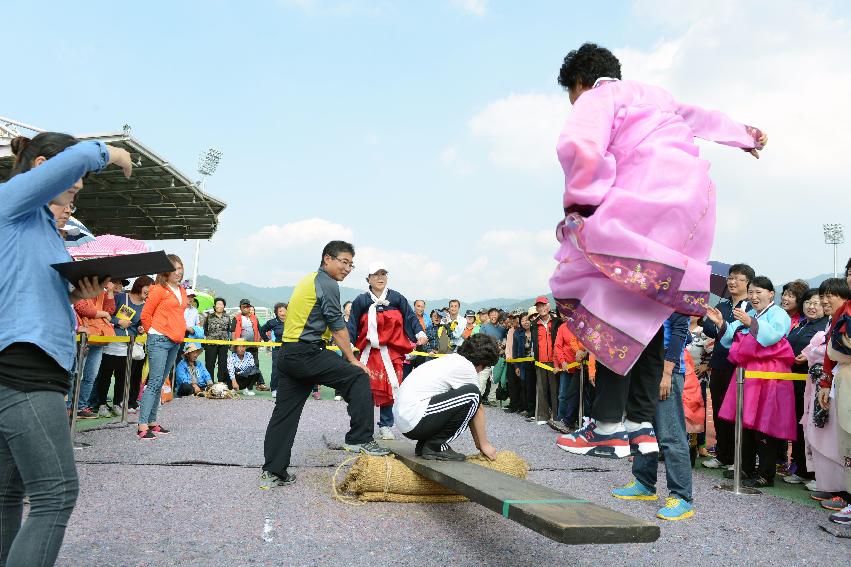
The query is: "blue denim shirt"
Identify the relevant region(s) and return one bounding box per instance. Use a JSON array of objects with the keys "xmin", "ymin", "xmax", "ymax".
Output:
[{"xmin": 0, "ymin": 141, "xmax": 110, "ymax": 372}]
